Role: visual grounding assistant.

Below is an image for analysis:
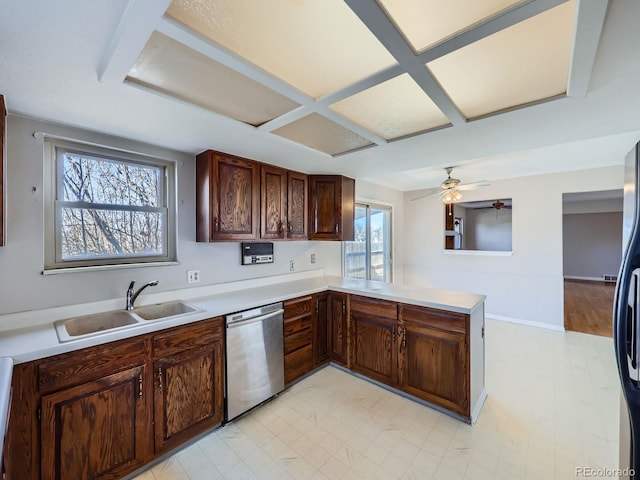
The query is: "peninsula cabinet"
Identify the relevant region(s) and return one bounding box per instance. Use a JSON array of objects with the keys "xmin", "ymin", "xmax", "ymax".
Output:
[
  {"xmin": 399, "ymin": 305, "xmax": 469, "ymax": 417},
  {"xmin": 328, "ymin": 292, "xmax": 349, "ymax": 366},
  {"xmin": 260, "ymin": 165, "xmax": 308, "ymax": 240},
  {"xmin": 350, "ymin": 295, "xmax": 399, "ymax": 387},
  {"xmin": 196, "ymin": 149, "xmax": 260, "ymax": 241},
  {"xmin": 152, "ymin": 317, "xmax": 224, "ymax": 454},
  {"xmin": 308, "ymin": 175, "xmax": 355, "ymax": 241}
]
